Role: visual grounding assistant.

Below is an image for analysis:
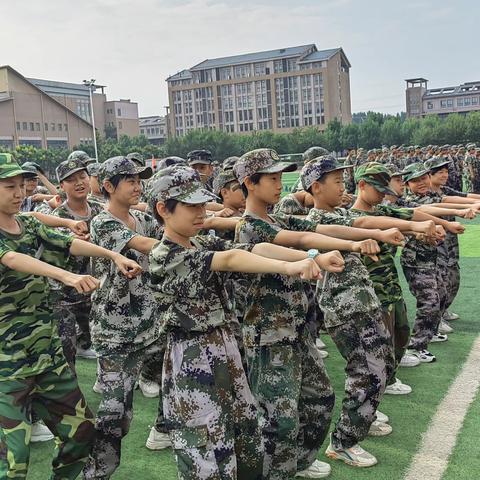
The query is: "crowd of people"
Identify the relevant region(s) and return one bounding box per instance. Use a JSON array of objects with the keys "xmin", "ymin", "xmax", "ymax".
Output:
[{"xmin": 0, "ymin": 141, "xmax": 479, "ymax": 480}]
